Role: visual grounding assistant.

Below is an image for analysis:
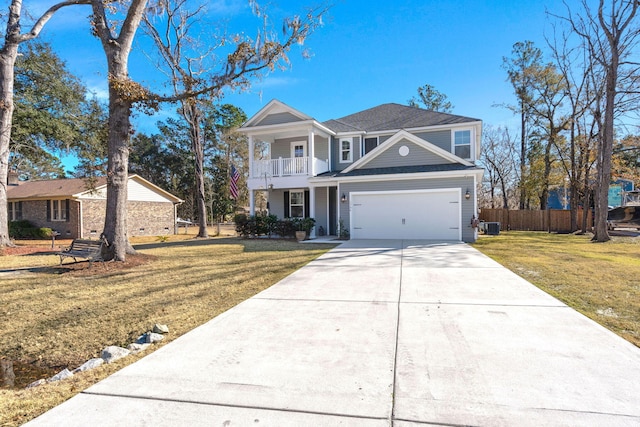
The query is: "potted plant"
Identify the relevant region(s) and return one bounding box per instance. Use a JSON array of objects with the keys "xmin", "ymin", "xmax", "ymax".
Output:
[{"xmin": 295, "ymin": 217, "xmax": 315, "ymax": 241}]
